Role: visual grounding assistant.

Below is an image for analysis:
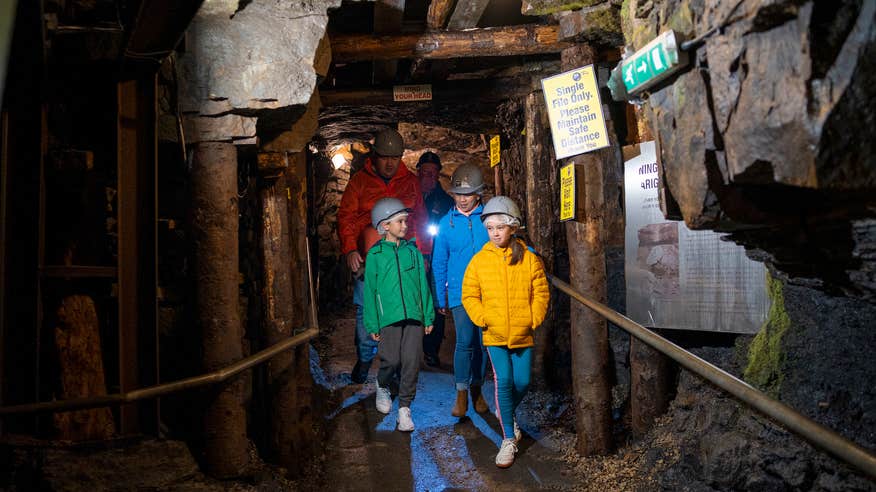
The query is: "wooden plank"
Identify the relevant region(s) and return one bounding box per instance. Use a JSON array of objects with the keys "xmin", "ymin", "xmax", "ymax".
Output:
[
  {"xmin": 426, "ymin": 0, "xmax": 455, "ymax": 29},
  {"xmin": 117, "ymin": 80, "xmax": 140, "ymax": 435},
  {"xmin": 40, "ymin": 265, "xmax": 118, "ymax": 278},
  {"xmin": 35, "ymin": 105, "xmax": 46, "ymax": 433},
  {"xmin": 373, "ymin": 0, "xmax": 405, "ymax": 84},
  {"xmin": 0, "ymin": 112, "xmax": 7, "ymax": 433},
  {"xmin": 446, "ymin": 0, "xmax": 490, "ymax": 29},
  {"xmin": 332, "ymin": 24, "xmax": 571, "ymax": 62},
  {"xmin": 52, "ymin": 295, "xmax": 115, "ymax": 440},
  {"xmin": 117, "ymin": 77, "xmax": 158, "ymax": 435},
  {"xmin": 320, "ymin": 78, "xmax": 538, "ymax": 107}
]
